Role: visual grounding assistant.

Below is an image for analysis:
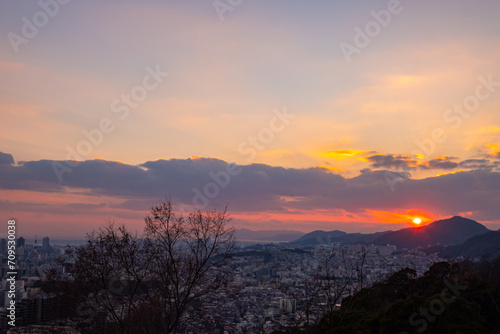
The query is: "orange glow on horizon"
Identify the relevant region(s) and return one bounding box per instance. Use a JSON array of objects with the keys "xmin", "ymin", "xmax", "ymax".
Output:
[
  {"xmin": 368, "ymin": 209, "xmax": 435, "ymax": 226},
  {"xmin": 227, "ymin": 208, "xmax": 441, "ymax": 232}
]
